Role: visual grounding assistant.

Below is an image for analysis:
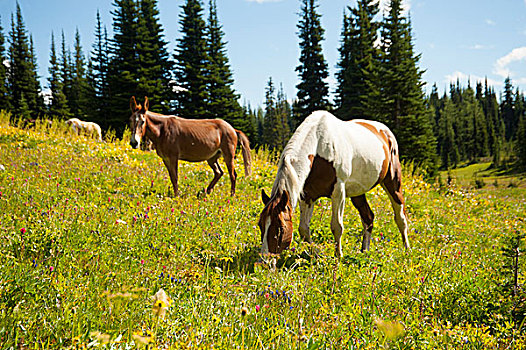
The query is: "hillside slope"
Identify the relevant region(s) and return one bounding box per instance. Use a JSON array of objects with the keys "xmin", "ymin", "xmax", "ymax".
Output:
[{"xmin": 0, "ymin": 119, "xmax": 525, "ymax": 348}]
